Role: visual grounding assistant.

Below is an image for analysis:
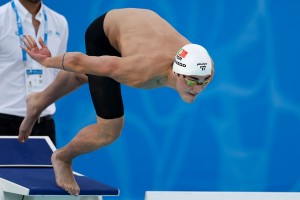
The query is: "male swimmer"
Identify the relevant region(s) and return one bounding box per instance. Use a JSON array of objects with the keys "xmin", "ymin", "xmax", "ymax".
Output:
[{"xmin": 20, "ymin": 8, "xmax": 214, "ymax": 195}]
